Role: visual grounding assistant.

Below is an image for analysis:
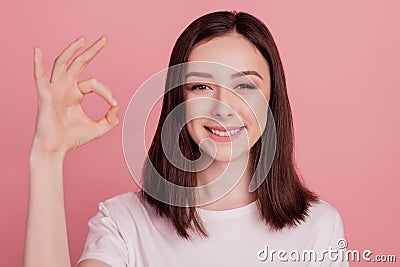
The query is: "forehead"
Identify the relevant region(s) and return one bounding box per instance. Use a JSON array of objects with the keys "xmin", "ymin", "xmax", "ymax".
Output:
[{"xmin": 187, "ymin": 33, "xmax": 270, "ymax": 79}]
